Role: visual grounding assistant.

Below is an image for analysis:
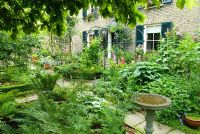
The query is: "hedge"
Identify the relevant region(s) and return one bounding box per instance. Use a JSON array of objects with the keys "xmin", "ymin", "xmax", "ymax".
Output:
[{"xmin": 0, "ymin": 83, "xmax": 32, "ymax": 93}]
